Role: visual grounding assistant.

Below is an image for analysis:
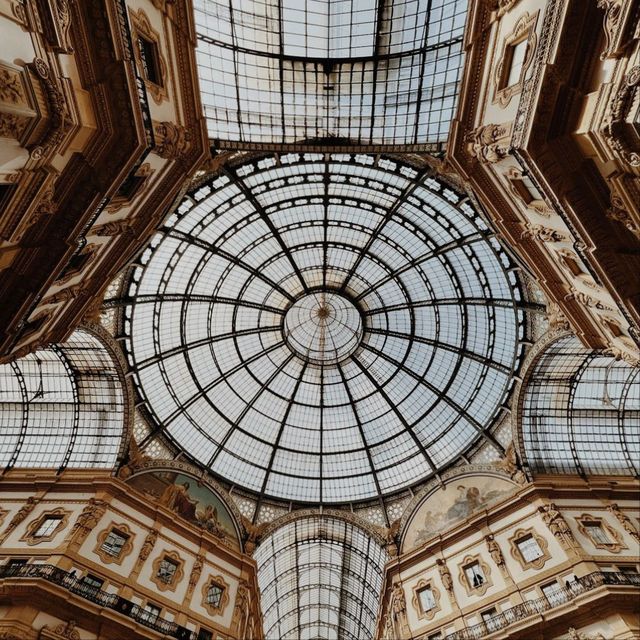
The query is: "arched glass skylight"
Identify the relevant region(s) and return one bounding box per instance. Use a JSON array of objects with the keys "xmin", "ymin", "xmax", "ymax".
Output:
[
  {"xmin": 194, "ymin": 0, "xmax": 468, "ymax": 147},
  {"xmin": 254, "ymin": 516, "xmax": 388, "ymax": 640},
  {"xmin": 0, "ymin": 329, "xmax": 126, "ymax": 471},
  {"xmin": 520, "ymin": 334, "xmax": 640, "ymax": 477},
  {"xmin": 123, "ymin": 154, "xmax": 525, "ymax": 503}
]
